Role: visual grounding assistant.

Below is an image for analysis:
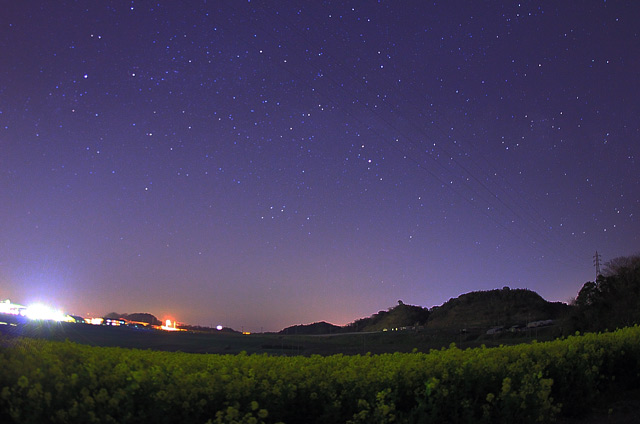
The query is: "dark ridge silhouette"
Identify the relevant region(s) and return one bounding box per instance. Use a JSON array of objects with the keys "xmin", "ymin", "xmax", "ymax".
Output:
[
  {"xmin": 281, "ymin": 301, "xmax": 431, "ymax": 334},
  {"xmin": 279, "ymin": 321, "xmax": 342, "ymax": 335},
  {"xmin": 426, "ymin": 287, "xmax": 569, "ymax": 329},
  {"xmin": 346, "ymin": 301, "xmax": 431, "ymax": 332}
]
